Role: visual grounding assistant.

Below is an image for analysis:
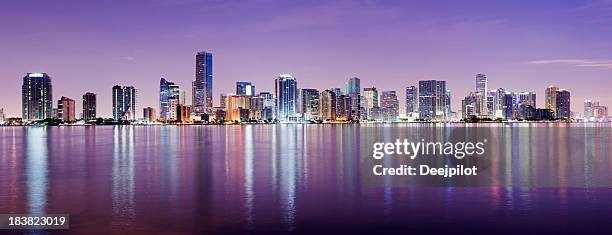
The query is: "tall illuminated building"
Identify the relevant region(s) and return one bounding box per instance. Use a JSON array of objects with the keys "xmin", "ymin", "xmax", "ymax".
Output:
[
  {"xmin": 112, "ymin": 85, "xmax": 137, "ymax": 121},
  {"xmin": 301, "ymin": 89, "xmax": 320, "ymax": 121},
  {"xmin": 259, "ymin": 92, "xmax": 275, "ymax": 121},
  {"xmin": 381, "ymin": 91, "xmax": 399, "ymax": 122},
  {"xmin": 22, "ymin": 73, "xmax": 53, "ymax": 121},
  {"xmin": 405, "ymin": 86, "xmax": 418, "ymax": 116},
  {"xmin": 494, "ymin": 88, "xmax": 505, "ymax": 118},
  {"xmin": 545, "ymin": 85, "xmax": 559, "ymax": 115},
  {"xmin": 555, "ymin": 89, "xmax": 571, "ymax": 119},
  {"xmin": 418, "ymin": 80, "xmax": 448, "ymax": 121},
  {"xmin": 363, "ymin": 87, "xmax": 379, "ymax": 120},
  {"xmin": 83, "ymin": 92, "xmax": 96, "ymax": 121},
  {"xmin": 143, "ymin": 107, "xmax": 156, "ymax": 122},
  {"xmin": 236, "ymin": 82, "xmax": 256, "ymax": 96},
  {"xmin": 193, "ymin": 51, "xmax": 213, "ymax": 114},
  {"xmin": 319, "ymin": 89, "xmax": 336, "ymax": 121},
  {"xmin": 345, "ymin": 77, "xmax": 360, "ymax": 95},
  {"xmin": 57, "ymin": 96, "xmax": 76, "ymax": 121},
  {"xmin": 275, "ymin": 74, "xmax": 298, "ymax": 122},
  {"xmin": 475, "ymin": 74, "xmax": 488, "ymax": 116},
  {"xmin": 517, "ymin": 91, "xmax": 536, "ymax": 107}
]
